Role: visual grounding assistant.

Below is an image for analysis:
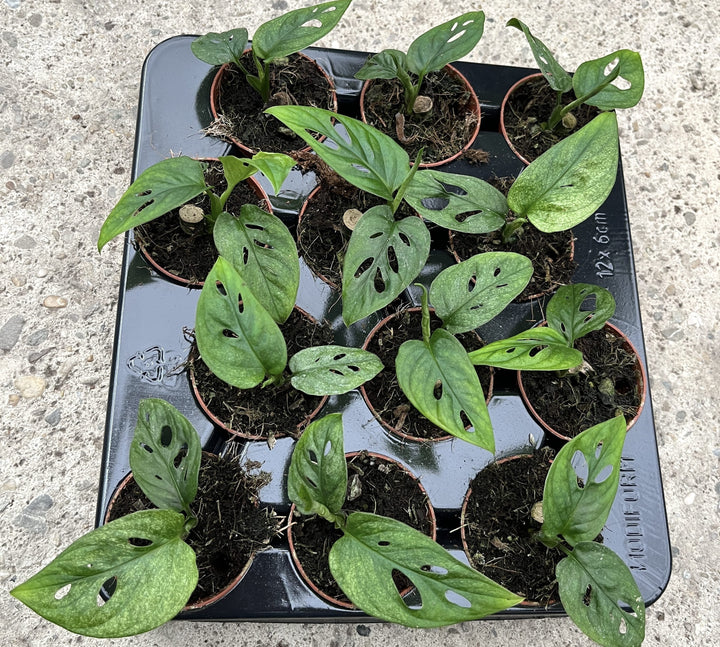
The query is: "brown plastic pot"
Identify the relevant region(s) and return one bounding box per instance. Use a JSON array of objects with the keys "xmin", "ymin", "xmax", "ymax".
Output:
[
  {"xmin": 297, "ymin": 184, "xmax": 342, "ymax": 290},
  {"xmin": 287, "ymin": 450, "xmax": 437, "ymax": 608},
  {"xmin": 499, "ymin": 73, "xmax": 543, "ymax": 166},
  {"xmin": 517, "ymin": 322, "xmax": 647, "ymax": 442},
  {"xmin": 359, "ymin": 64, "xmax": 481, "ymax": 168}
]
